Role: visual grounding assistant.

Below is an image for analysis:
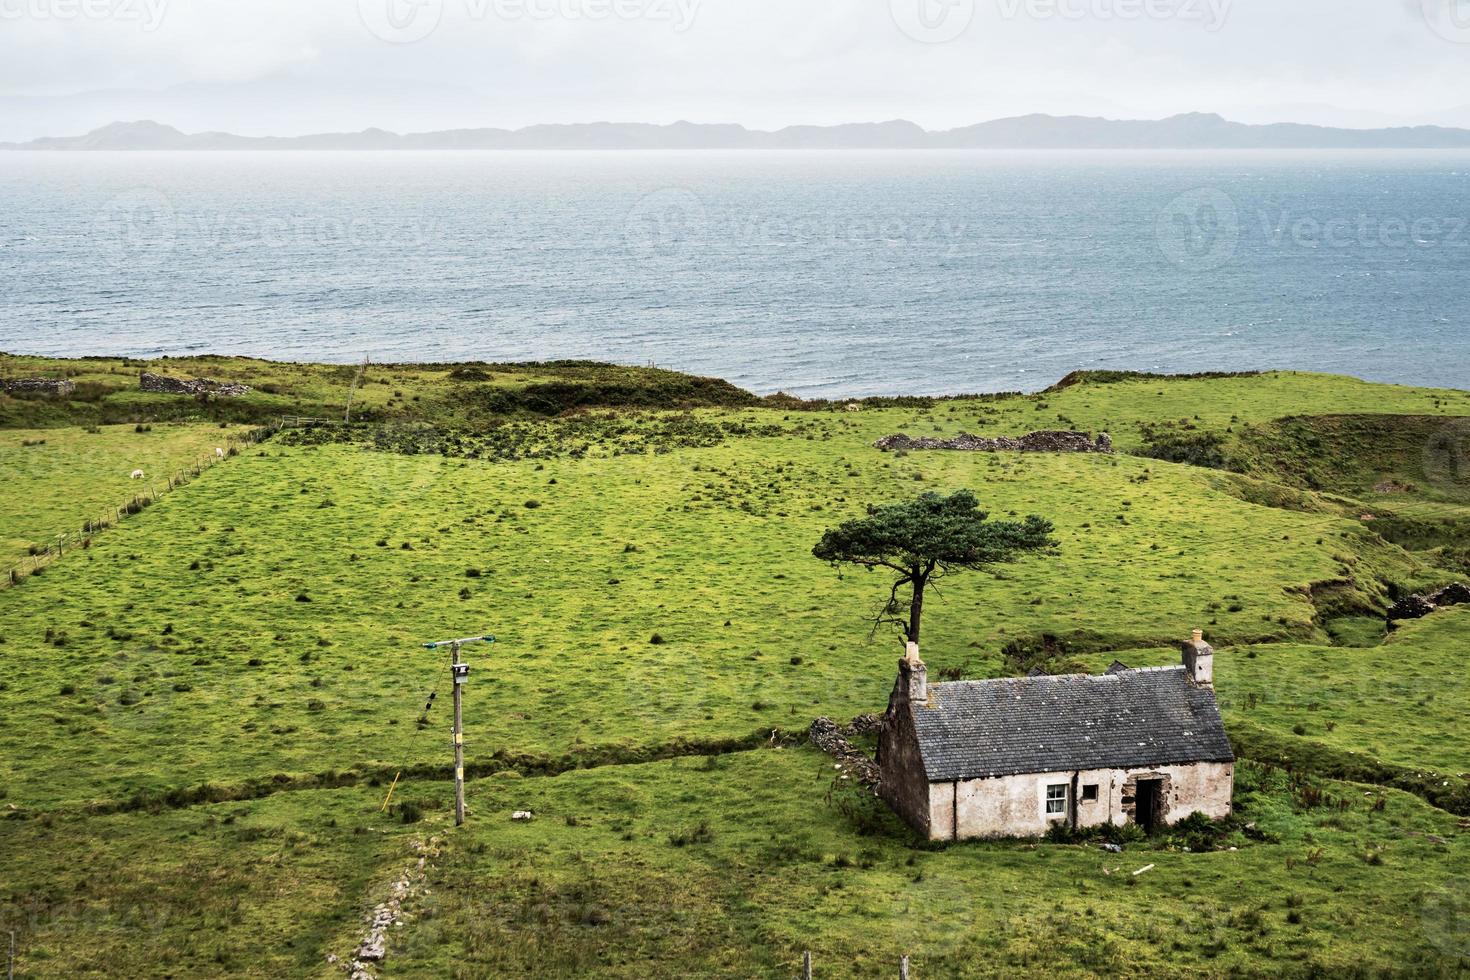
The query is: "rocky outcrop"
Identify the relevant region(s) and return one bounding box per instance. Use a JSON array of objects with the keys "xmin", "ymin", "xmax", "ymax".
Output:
[
  {"xmin": 1387, "ymin": 583, "xmax": 1470, "ymax": 622},
  {"xmin": 1434, "ymin": 583, "xmax": 1470, "ymax": 606},
  {"xmin": 140, "ymin": 371, "xmax": 251, "ymax": 397},
  {"xmin": 875, "ymin": 430, "xmax": 1112, "ymax": 454},
  {"xmin": 1, "ymin": 378, "xmax": 75, "ymax": 397}
]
